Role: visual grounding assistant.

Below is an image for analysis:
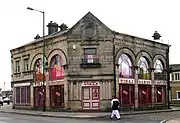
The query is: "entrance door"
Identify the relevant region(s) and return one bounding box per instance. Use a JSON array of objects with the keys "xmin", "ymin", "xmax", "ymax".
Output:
[{"xmin": 82, "ymin": 87, "xmax": 100, "ymax": 110}]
